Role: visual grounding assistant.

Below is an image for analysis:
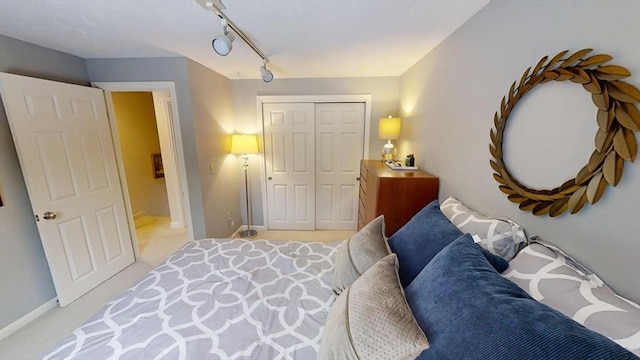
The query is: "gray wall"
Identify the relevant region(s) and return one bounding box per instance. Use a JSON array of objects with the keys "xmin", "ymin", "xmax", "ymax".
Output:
[
  {"xmin": 0, "ymin": 35, "xmax": 88, "ymax": 328},
  {"xmin": 0, "ymin": 49, "xmax": 240, "ymax": 329},
  {"xmin": 399, "ymin": 0, "xmax": 640, "ymax": 302},
  {"xmin": 231, "ymin": 77, "xmax": 400, "ymax": 226},
  {"xmin": 186, "ymin": 59, "xmax": 241, "ymax": 237},
  {"xmin": 86, "ymin": 58, "xmax": 208, "ymax": 239}
]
